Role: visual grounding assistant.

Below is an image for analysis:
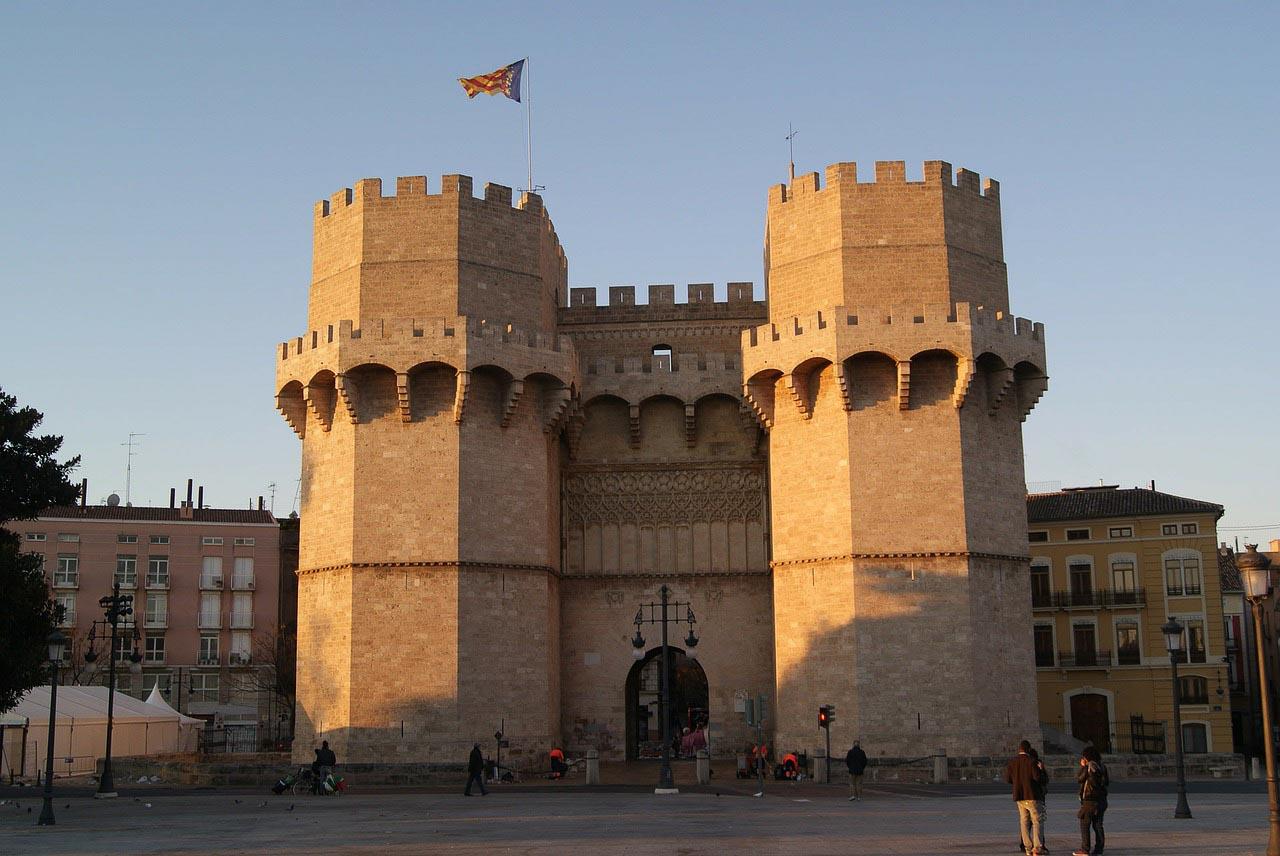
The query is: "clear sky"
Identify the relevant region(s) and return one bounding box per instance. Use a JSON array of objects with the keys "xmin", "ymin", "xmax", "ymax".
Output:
[{"xmin": 2, "ymin": 2, "xmax": 1276, "ymax": 542}]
